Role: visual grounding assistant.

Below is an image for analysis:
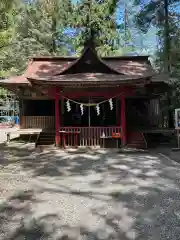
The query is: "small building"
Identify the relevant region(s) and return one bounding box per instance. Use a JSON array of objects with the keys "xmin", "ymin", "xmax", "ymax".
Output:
[
  {"xmin": 0, "ymin": 91, "xmax": 19, "ymax": 126},
  {"xmin": 0, "ymin": 39, "xmax": 169, "ymax": 148}
]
